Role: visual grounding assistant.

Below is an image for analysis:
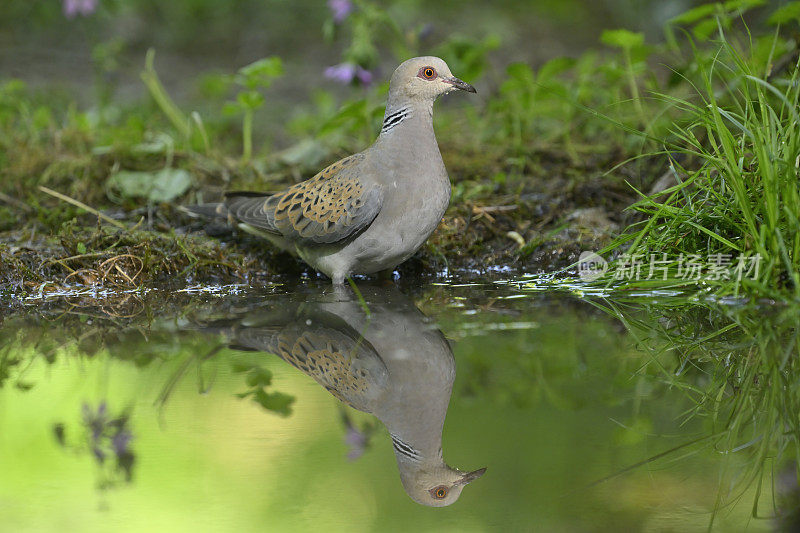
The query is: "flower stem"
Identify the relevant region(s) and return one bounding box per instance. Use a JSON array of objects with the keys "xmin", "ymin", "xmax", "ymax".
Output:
[{"xmin": 242, "ymin": 109, "xmax": 253, "ymax": 164}]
